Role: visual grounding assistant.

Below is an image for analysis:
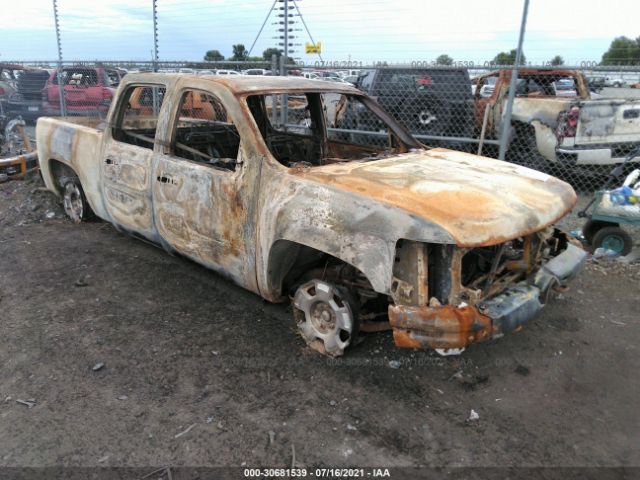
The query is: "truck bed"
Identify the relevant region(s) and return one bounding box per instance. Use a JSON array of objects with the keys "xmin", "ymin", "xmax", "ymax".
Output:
[{"xmin": 36, "ymin": 116, "xmax": 108, "ymax": 219}]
